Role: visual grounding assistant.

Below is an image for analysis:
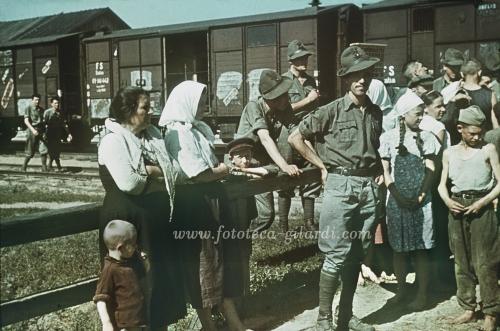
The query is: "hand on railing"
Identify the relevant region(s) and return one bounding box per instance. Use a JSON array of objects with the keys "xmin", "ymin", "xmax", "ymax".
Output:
[{"xmin": 281, "ymin": 164, "xmax": 302, "ymax": 177}]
